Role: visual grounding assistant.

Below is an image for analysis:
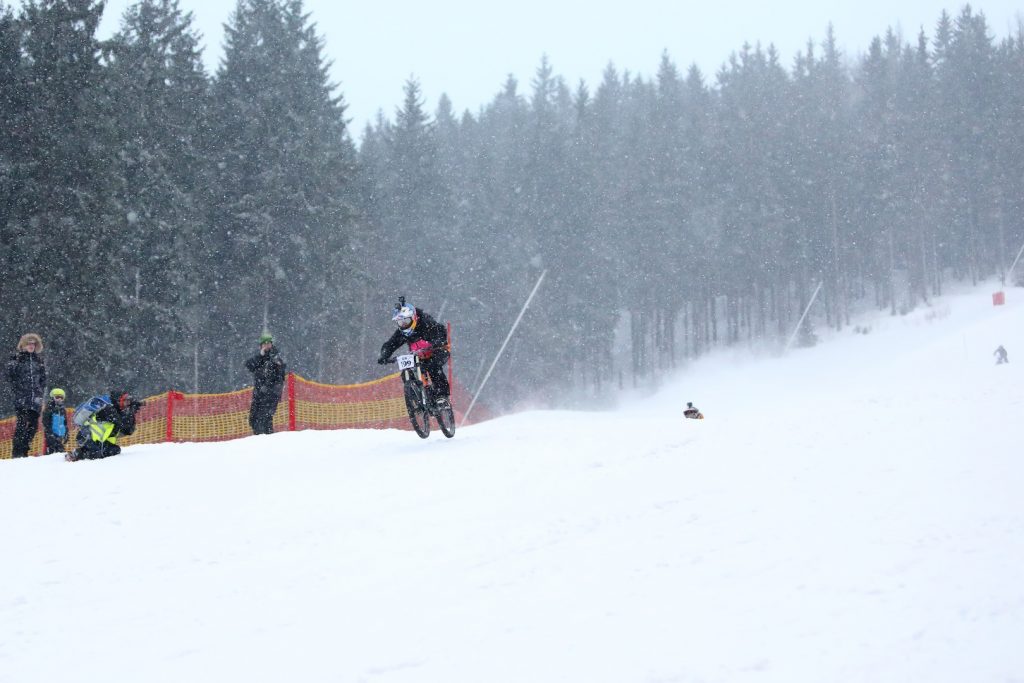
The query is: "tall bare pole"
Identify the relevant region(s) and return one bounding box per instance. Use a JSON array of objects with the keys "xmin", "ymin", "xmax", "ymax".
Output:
[
  {"xmin": 460, "ymin": 270, "xmax": 547, "ymax": 427},
  {"xmin": 784, "ymin": 281, "xmax": 823, "ymax": 354}
]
